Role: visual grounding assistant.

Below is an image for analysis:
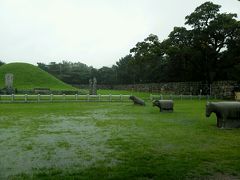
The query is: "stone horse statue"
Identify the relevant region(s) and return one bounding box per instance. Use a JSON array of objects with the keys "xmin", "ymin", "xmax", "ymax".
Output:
[{"xmin": 206, "ymin": 102, "xmax": 240, "ymax": 128}]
